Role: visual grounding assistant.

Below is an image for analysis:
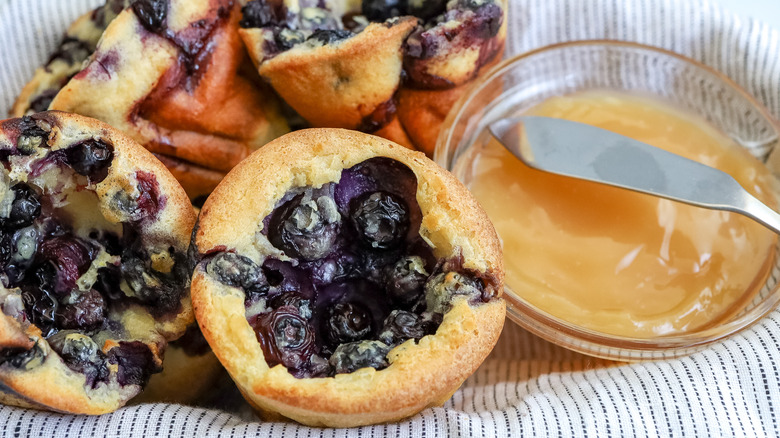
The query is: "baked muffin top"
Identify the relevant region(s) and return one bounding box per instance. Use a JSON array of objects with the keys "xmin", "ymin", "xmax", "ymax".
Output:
[
  {"xmin": 239, "ymin": 0, "xmax": 504, "ymax": 87},
  {"xmin": 191, "ymin": 128, "xmax": 504, "ymax": 426}
]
